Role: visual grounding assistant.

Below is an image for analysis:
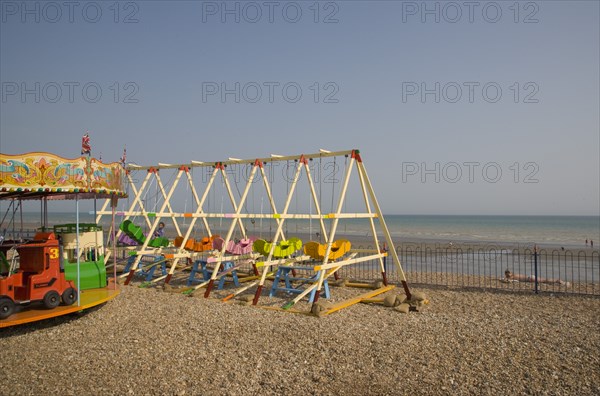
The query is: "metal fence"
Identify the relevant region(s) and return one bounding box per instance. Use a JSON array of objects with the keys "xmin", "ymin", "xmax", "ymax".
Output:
[{"xmin": 340, "ymin": 245, "xmax": 600, "ymax": 296}]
